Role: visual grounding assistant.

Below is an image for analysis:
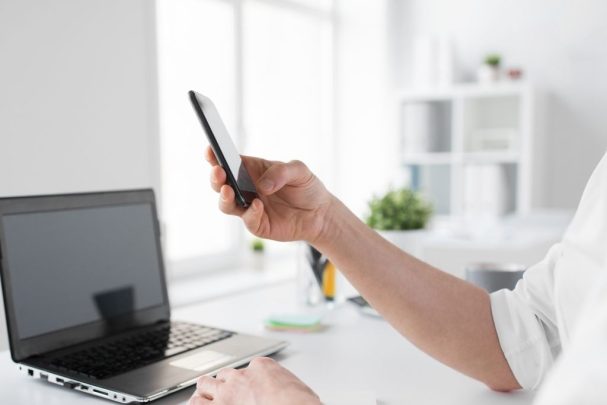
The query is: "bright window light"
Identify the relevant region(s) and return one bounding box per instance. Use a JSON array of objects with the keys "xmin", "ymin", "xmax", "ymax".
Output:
[
  {"xmin": 243, "ymin": 0, "xmax": 335, "ymax": 185},
  {"xmin": 157, "ymin": 0, "xmax": 240, "ymax": 271},
  {"xmin": 156, "ymin": 0, "xmax": 334, "ymax": 274}
]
